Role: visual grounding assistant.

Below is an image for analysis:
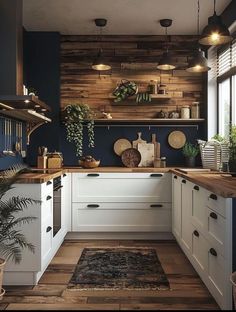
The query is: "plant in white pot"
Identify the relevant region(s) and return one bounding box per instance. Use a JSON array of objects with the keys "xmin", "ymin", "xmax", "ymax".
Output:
[
  {"xmin": 0, "ymin": 164, "xmax": 39, "ymax": 299},
  {"xmin": 182, "ymin": 142, "xmax": 199, "ymax": 167}
]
